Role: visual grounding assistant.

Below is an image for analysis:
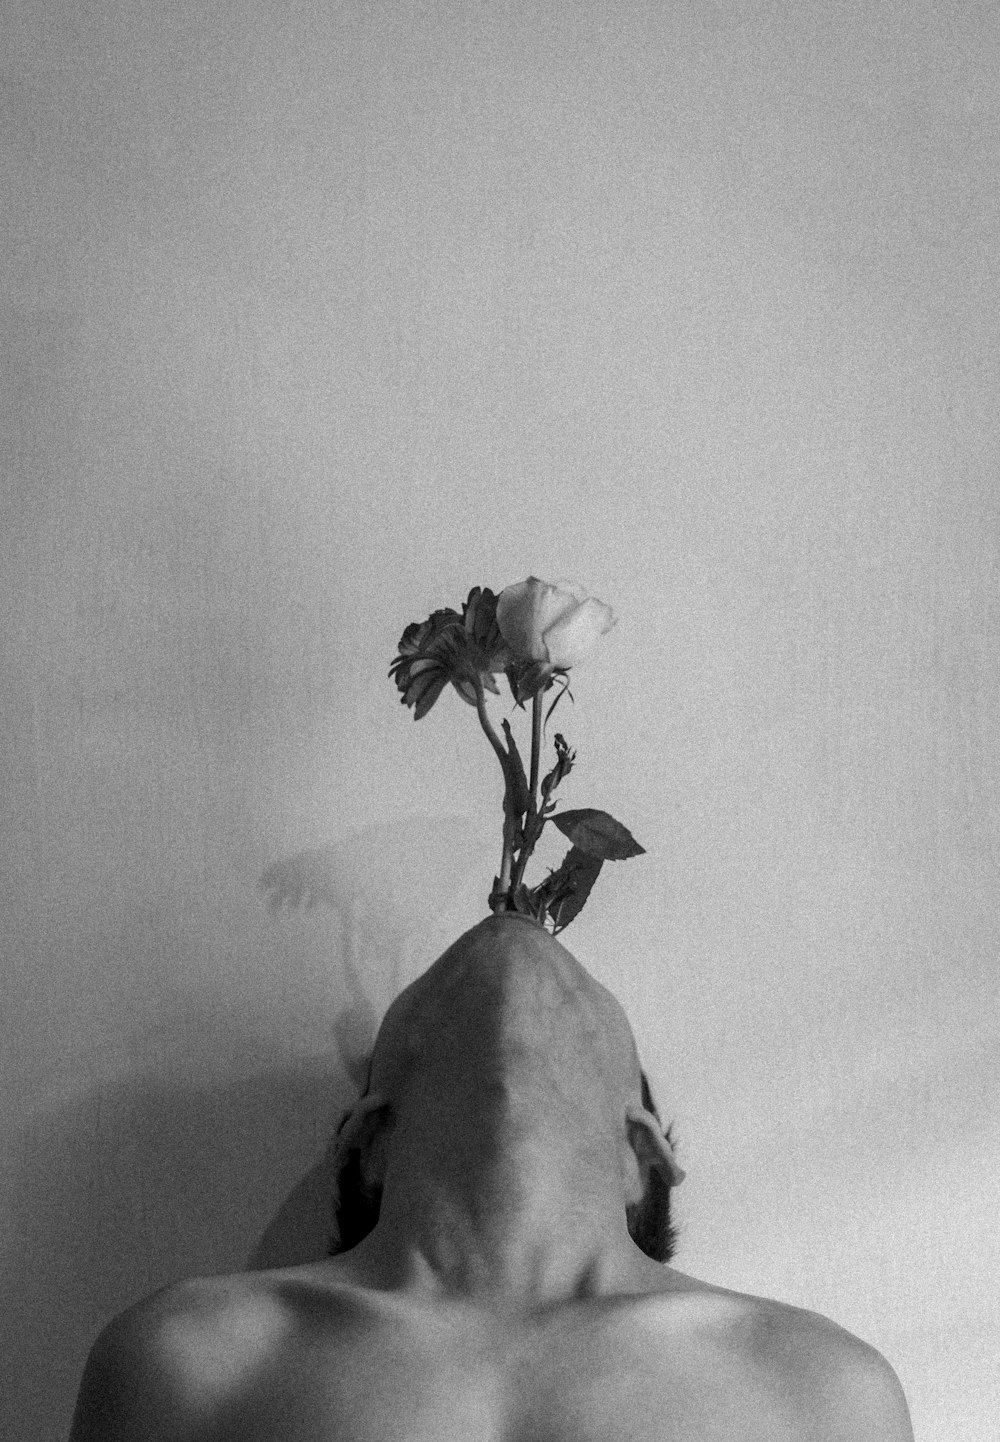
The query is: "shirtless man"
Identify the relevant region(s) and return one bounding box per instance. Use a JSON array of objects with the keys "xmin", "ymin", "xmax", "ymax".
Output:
[{"xmin": 70, "ymin": 913, "xmax": 913, "ymax": 1441}]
